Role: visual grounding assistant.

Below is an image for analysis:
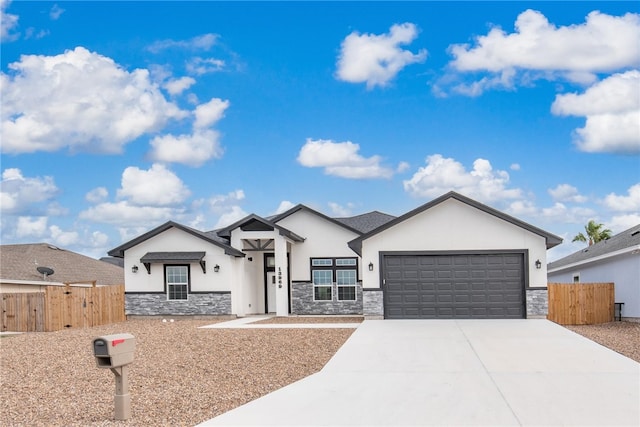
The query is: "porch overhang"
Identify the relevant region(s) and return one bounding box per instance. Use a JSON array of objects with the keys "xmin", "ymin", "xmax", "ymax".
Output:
[{"xmin": 139, "ymin": 251, "xmax": 206, "ymax": 274}]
